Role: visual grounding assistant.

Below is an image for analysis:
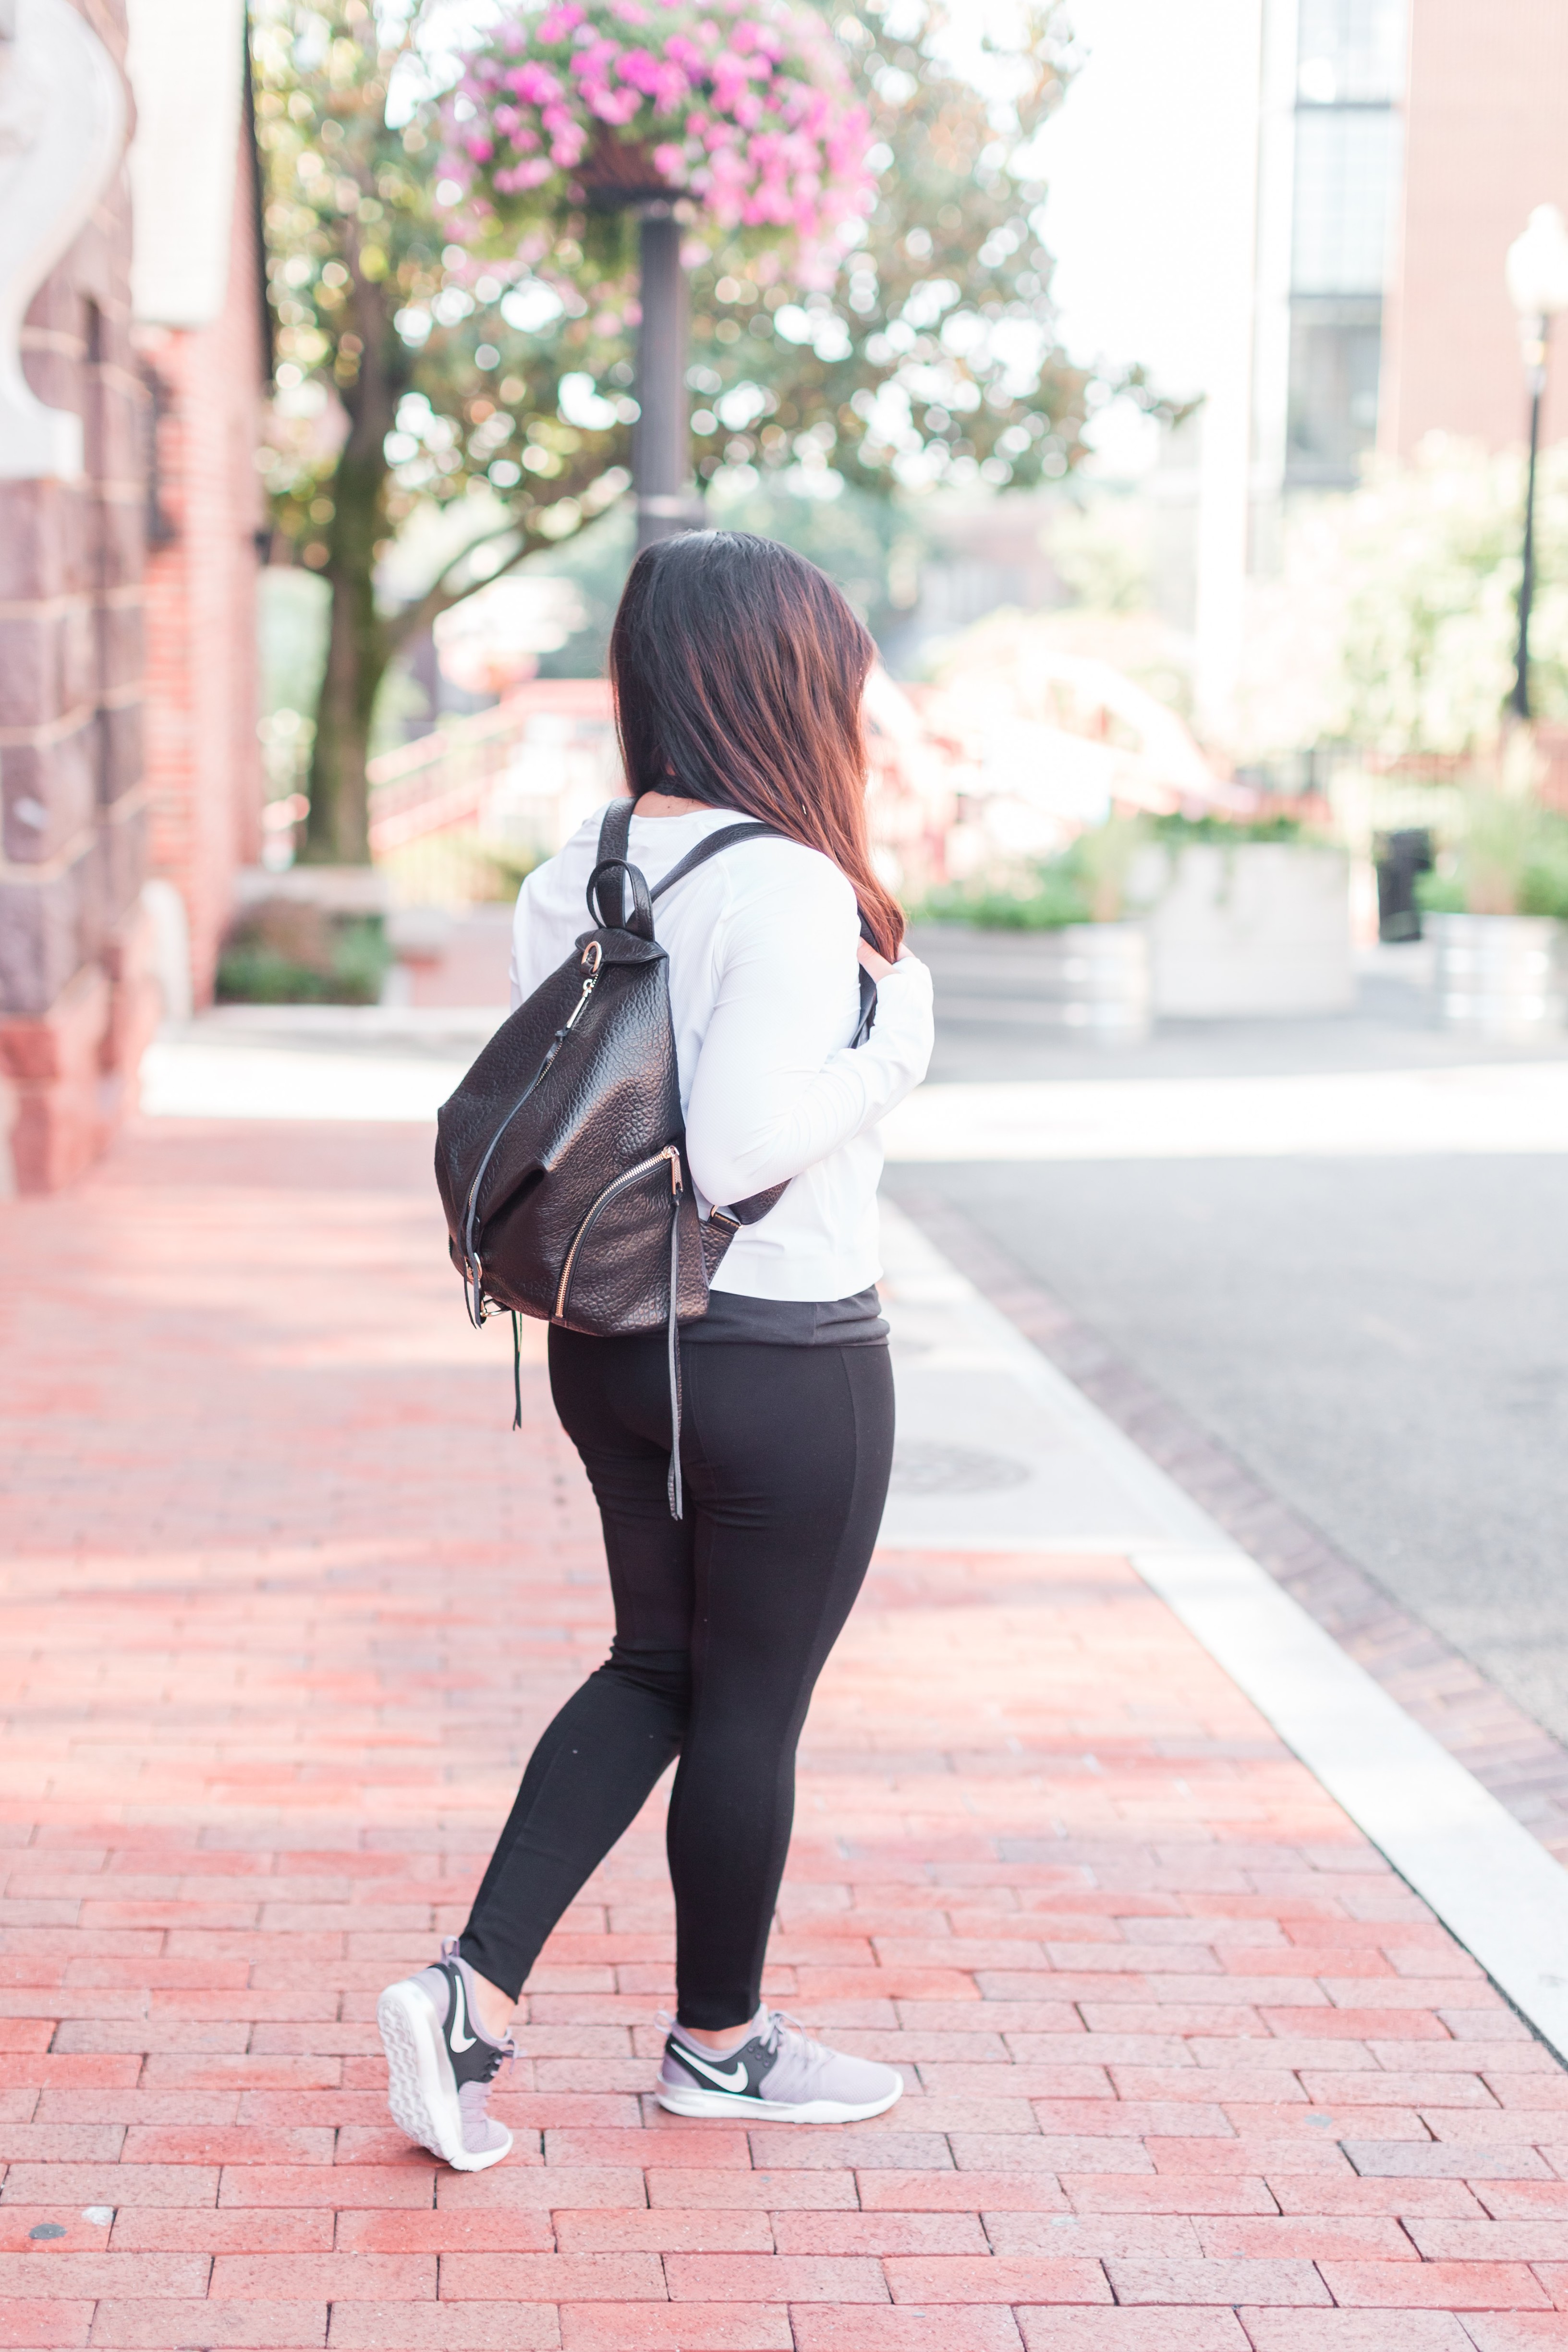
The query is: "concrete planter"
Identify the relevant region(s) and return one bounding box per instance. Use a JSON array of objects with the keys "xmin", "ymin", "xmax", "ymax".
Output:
[
  {"xmin": 905, "ymin": 921, "xmax": 1151, "ymax": 1044},
  {"xmin": 1142, "ymin": 842, "xmax": 1353, "ymax": 1018},
  {"xmin": 1428, "ymin": 911, "xmax": 1568, "ymax": 1036}
]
